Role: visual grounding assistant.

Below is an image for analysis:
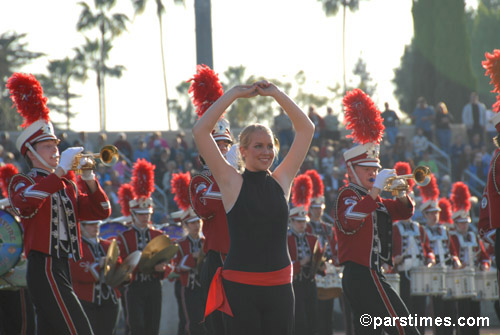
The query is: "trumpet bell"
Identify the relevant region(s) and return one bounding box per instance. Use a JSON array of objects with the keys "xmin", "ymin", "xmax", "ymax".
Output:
[
  {"xmin": 99, "ymin": 145, "xmax": 119, "ymax": 167},
  {"xmin": 413, "ymin": 166, "xmax": 431, "ymax": 186}
]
